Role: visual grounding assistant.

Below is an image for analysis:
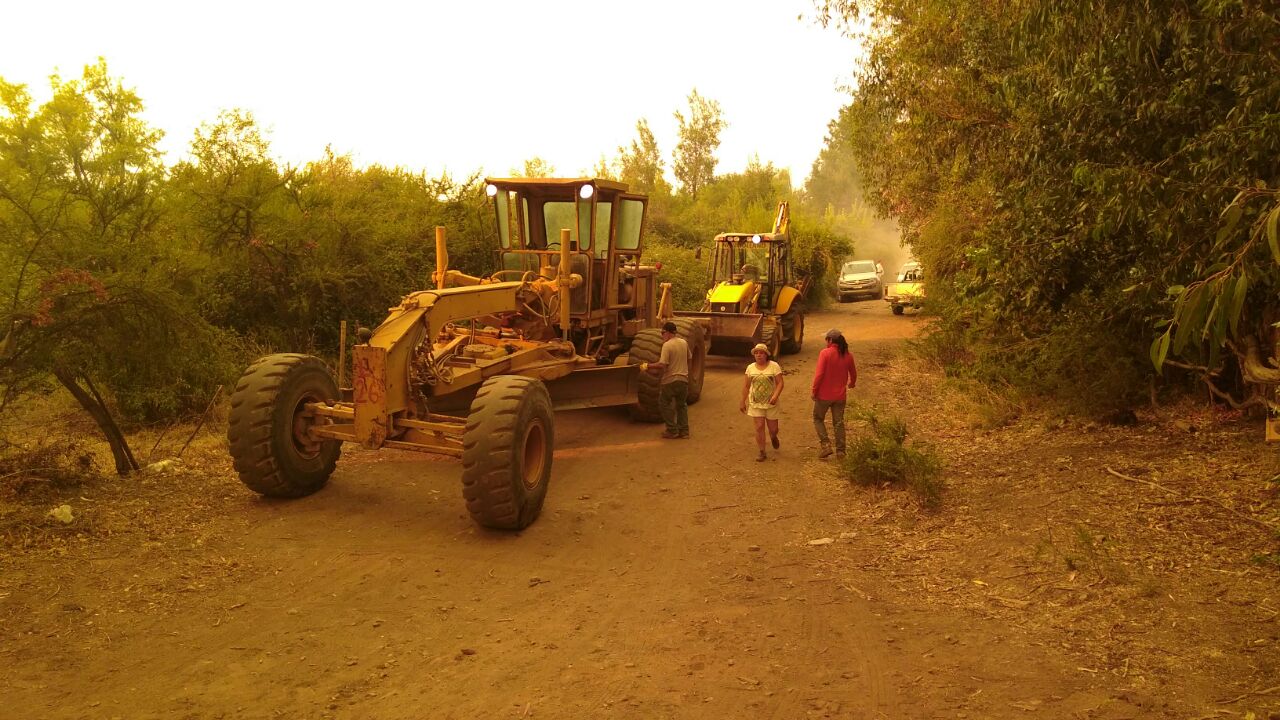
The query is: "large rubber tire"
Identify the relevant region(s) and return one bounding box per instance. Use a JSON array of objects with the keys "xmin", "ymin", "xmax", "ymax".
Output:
[
  {"xmin": 670, "ymin": 318, "xmax": 708, "ymax": 404},
  {"xmin": 460, "ymin": 375, "xmax": 554, "ymax": 530},
  {"xmin": 627, "ymin": 329, "xmax": 664, "ymax": 422},
  {"xmin": 760, "ymin": 324, "xmax": 781, "ymax": 359},
  {"xmin": 892, "ymin": 304, "xmax": 905, "ymax": 315},
  {"xmin": 780, "ymin": 308, "xmax": 805, "ymax": 355},
  {"xmin": 227, "ymin": 353, "xmax": 342, "ymax": 498}
]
